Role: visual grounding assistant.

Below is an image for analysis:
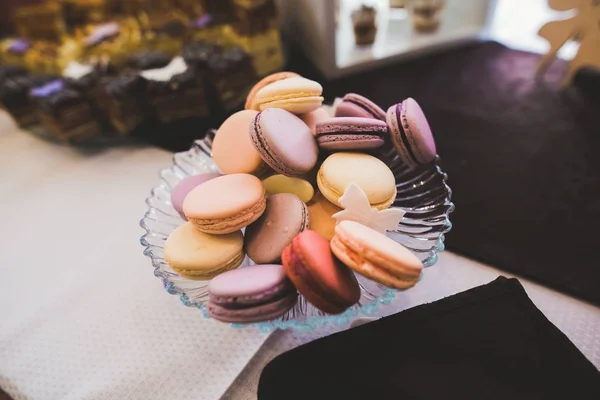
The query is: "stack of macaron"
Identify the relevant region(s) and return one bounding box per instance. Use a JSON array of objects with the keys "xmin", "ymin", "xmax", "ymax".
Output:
[{"xmin": 164, "ymin": 72, "xmax": 438, "ymax": 325}]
